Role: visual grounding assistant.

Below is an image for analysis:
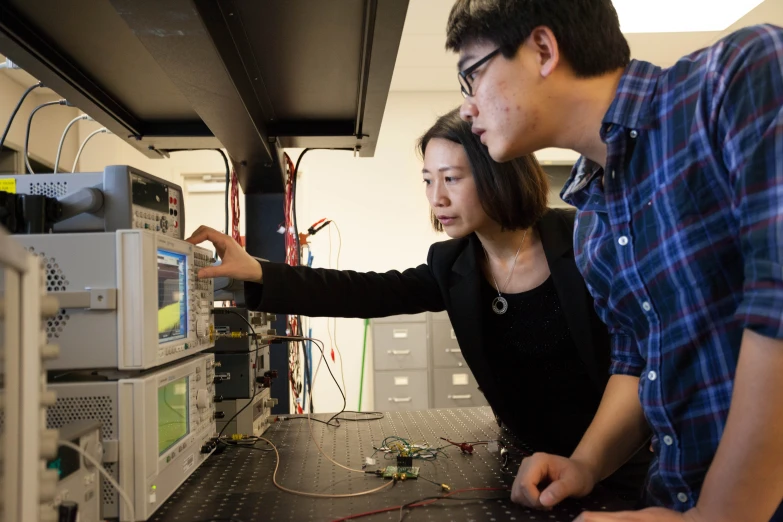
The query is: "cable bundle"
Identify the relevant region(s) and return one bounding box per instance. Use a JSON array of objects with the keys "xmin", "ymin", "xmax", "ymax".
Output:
[
  {"xmin": 229, "ymin": 165, "xmax": 241, "ymax": 242},
  {"xmin": 282, "ymin": 153, "xmax": 304, "ymax": 413}
]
